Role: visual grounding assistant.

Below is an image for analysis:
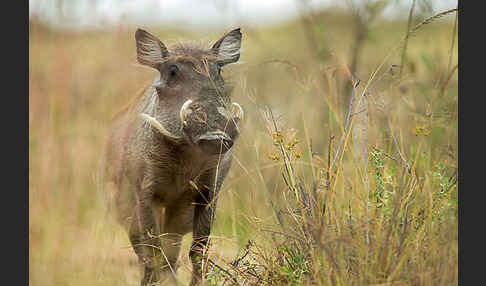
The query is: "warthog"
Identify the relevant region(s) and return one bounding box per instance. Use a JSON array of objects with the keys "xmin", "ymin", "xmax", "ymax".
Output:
[{"xmin": 103, "ymin": 28, "xmax": 243, "ymax": 285}]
